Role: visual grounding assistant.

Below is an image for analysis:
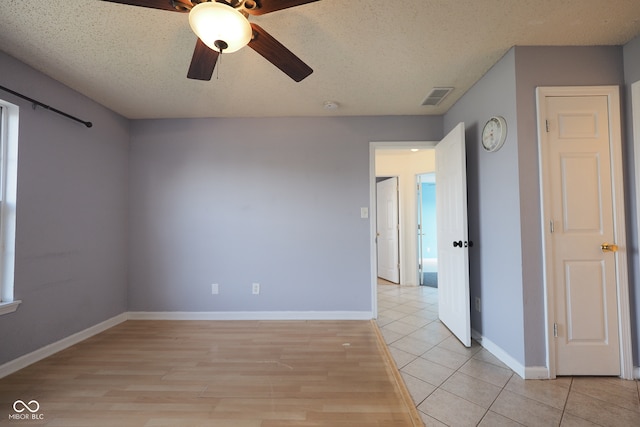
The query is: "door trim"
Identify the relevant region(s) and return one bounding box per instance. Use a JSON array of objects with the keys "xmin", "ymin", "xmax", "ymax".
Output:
[
  {"xmin": 369, "ymin": 141, "xmax": 436, "ymax": 318},
  {"xmin": 417, "ymin": 176, "xmax": 424, "ymax": 286},
  {"xmin": 536, "ymin": 86, "xmax": 633, "ymax": 379}
]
